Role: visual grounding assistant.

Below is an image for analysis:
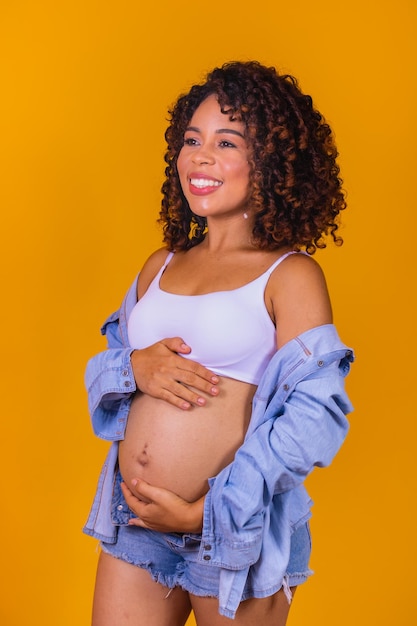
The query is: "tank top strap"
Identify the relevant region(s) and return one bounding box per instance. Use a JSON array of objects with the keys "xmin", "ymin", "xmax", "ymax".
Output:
[
  {"xmin": 147, "ymin": 251, "xmax": 175, "ymax": 293},
  {"xmin": 163, "ymin": 251, "xmax": 175, "ymax": 268},
  {"xmin": 265, "ymin": 250, "xmax": 307, "ymax": 276}
]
